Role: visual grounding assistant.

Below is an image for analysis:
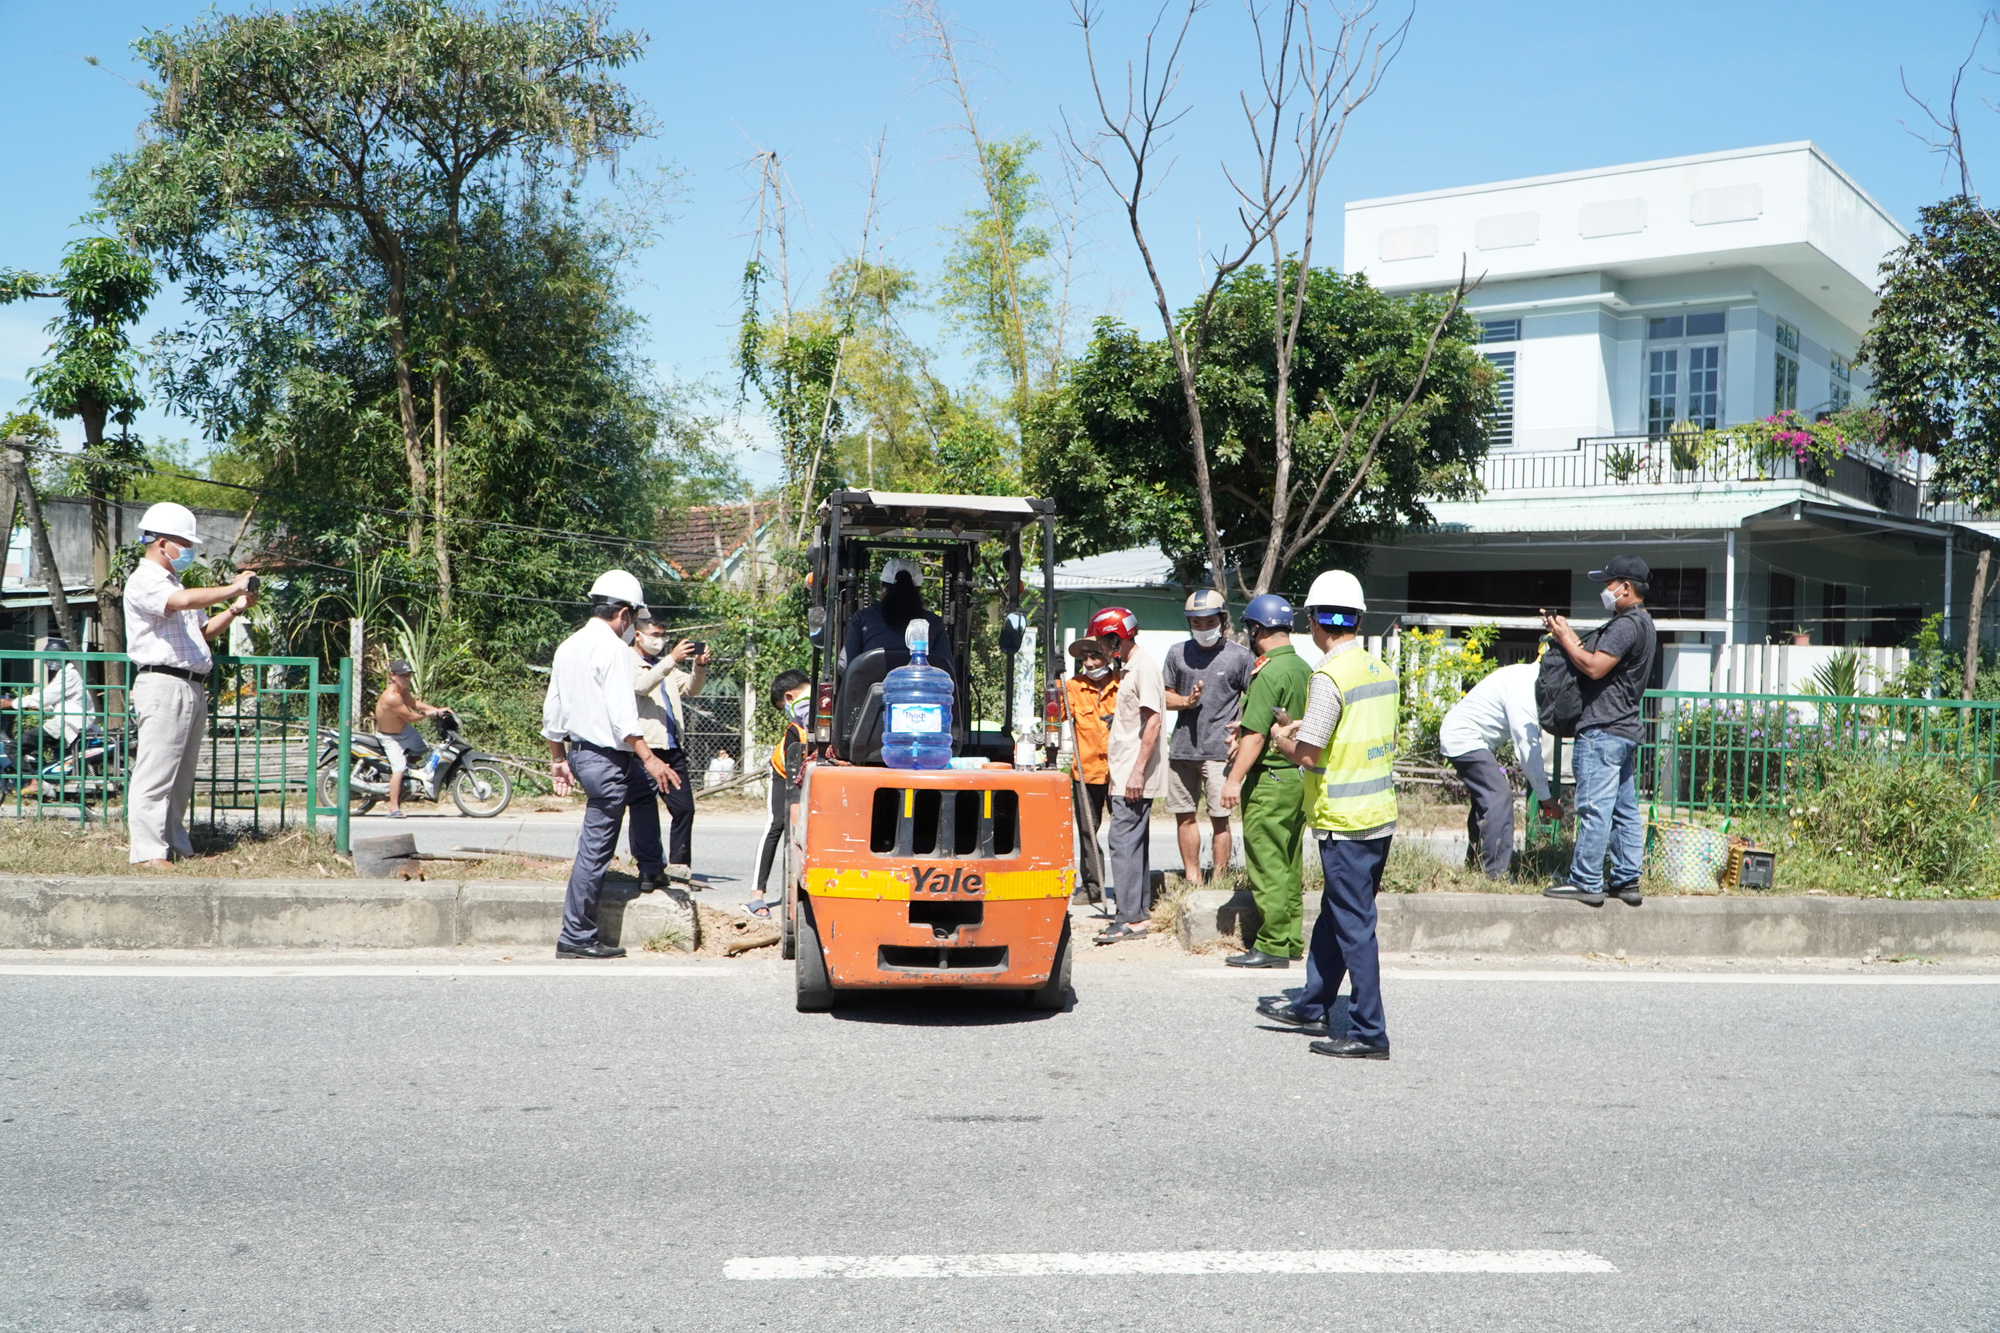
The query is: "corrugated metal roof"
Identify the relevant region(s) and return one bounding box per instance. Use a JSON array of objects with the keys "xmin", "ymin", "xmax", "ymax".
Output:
[
  {"xmin": 1423, "ymin": 489, "xmax": 1804, "ymax": 535},
  {"xmin": 1052, "ymin": 546, "xmax": 1177, "ymax": 589}
]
